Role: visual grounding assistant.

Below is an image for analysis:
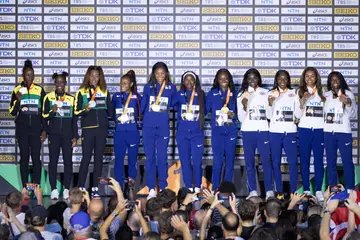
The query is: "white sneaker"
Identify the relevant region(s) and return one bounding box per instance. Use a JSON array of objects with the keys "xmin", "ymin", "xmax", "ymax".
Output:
[
  {"xmin": 194, "ymin": 187, "xmax": 201, "ymax": 194},
  {"xmin": 266, "ymin": 191, "xmax": 274, "ymax": 200},
  {"xmin": 147, "ymin": 189, "xmax": 157, "ymax": 199},
  {"xmin": 316, "ymin": 191, "xmax": 324, "ymax": 202},
  {"xmin": 63, "ymin": 189, "xmax": 69, "ymax": 200},
  {"xmin": 304, "ymin": 190, "xmax": 311, "ymax": 195},
  {"xmin": 246, "ymin": 190, "xmax": 258, "ymax": 199},
  {"xmin": 51, "ymin": 189, "xmax": 59, "ymax": 200}
]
